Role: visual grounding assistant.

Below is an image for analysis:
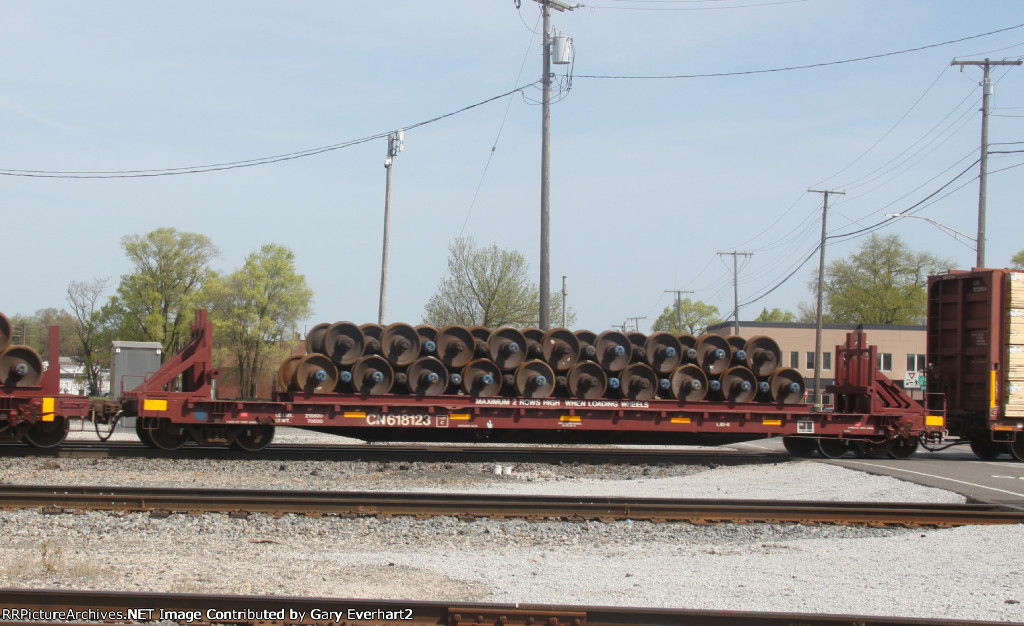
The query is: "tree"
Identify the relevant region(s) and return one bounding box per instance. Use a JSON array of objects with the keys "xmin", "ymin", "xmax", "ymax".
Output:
[
  {"xmin": 423, "ymin": 237, "xmax": 575, "ymax": 327},
  {"xmin": 1012, "ymin": 249, "xmax": 1024, "ymax": 269},
  {"xmin": 6, "ymin": 308, "xmax": 80, "ymax": 360},
  {"xmin": 815, "ymin": 233, "xmax": 951, "ymax": 325},
  {"xmin": 103, "ymin": 228, "xmax": 219, "ymax": 356},
  {"xmin": 207, "ymin": 244, "xmax": 313, "ymax": 399},
  {"xmin": 754, "ymin": 307, "xmax": 796, "ymax": 323},
  {"xmin": 651, "ymin": 298, "xmax": 723, "ymax": 335},
  {"xmin": 67, "ymin": 278, "xmax": 112, "ymax": 396}
]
